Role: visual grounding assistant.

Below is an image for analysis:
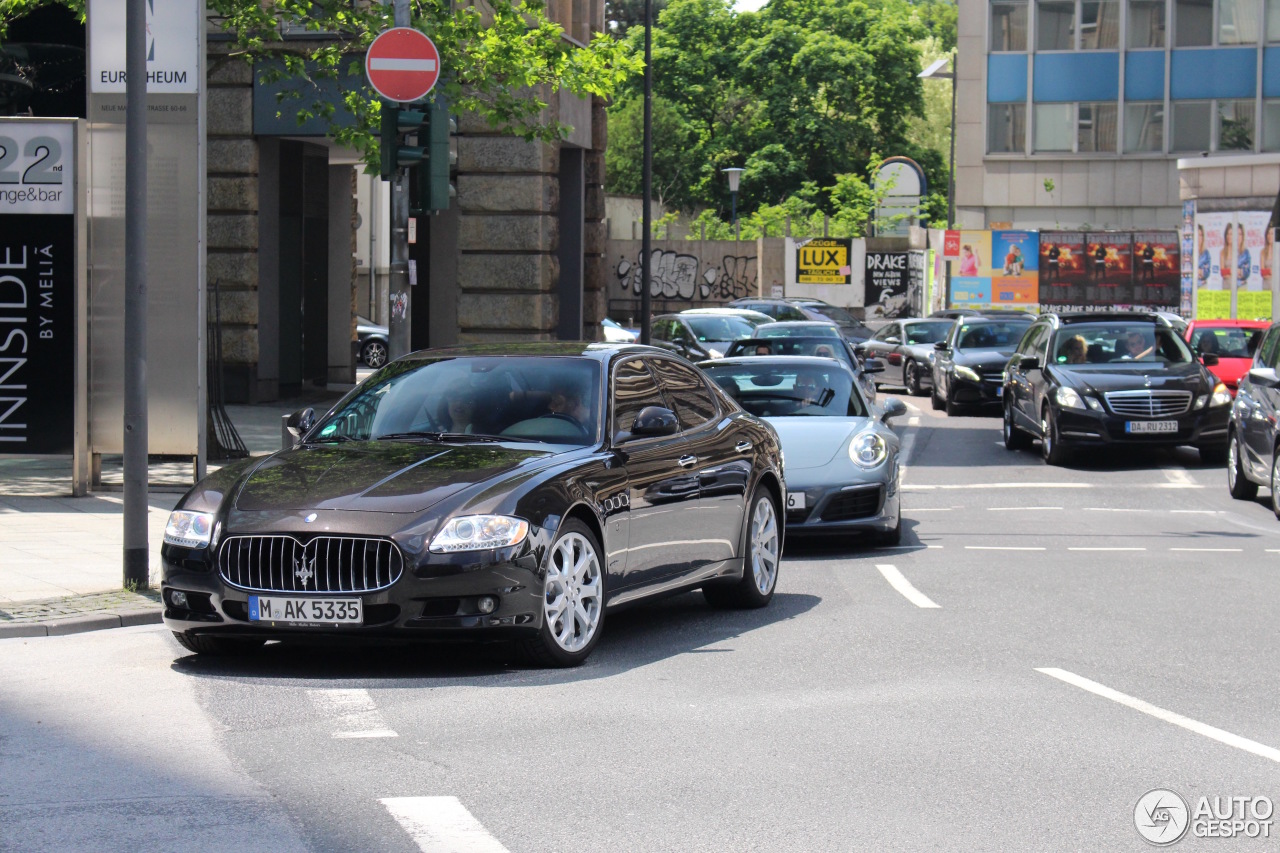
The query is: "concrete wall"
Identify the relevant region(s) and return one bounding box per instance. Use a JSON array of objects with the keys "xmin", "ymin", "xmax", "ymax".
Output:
[{"xmin": 606, "ymin": 238, "xmax": 764, "ymax": 318}]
